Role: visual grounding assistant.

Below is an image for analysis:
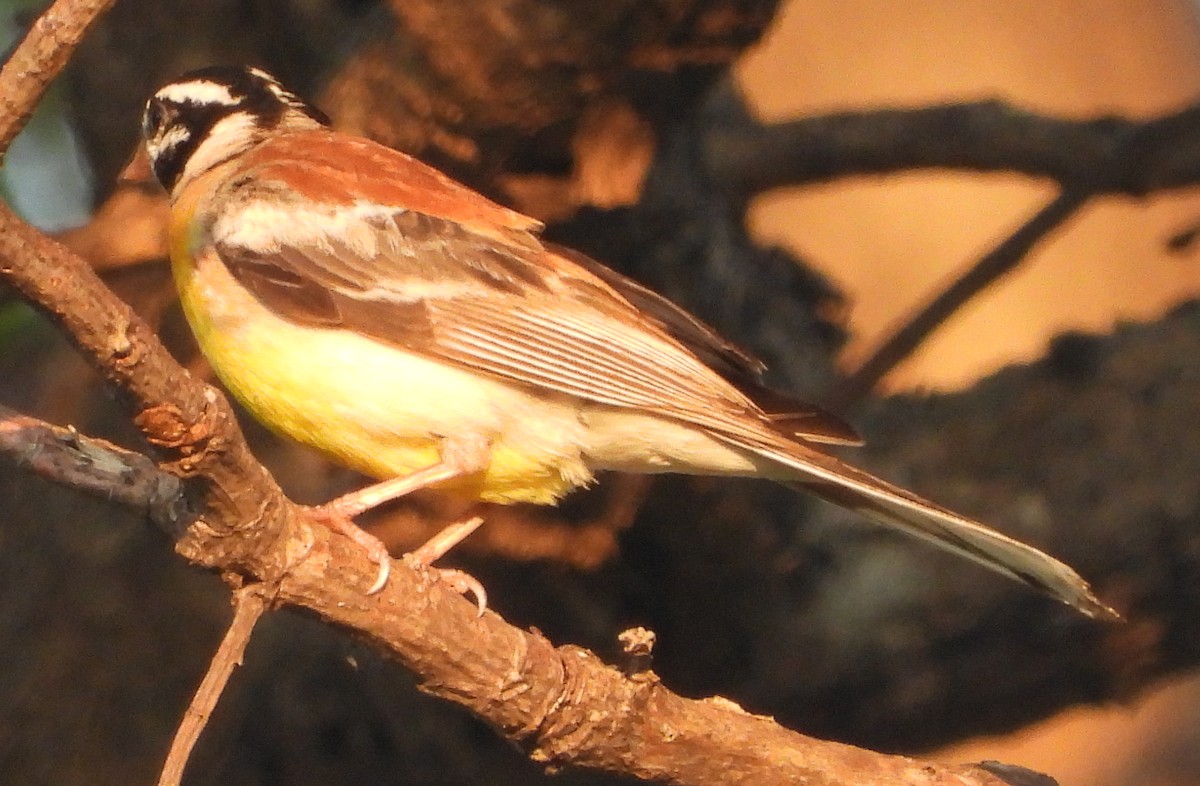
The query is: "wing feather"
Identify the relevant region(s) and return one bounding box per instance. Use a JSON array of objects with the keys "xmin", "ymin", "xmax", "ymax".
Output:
[
  {"xmin": 211, "ymin": 137, "xmax": 875, "ymax": 447},
  {"xmin": 427, "ymin": 298, "xmax": 753, "ymax": 418}
]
